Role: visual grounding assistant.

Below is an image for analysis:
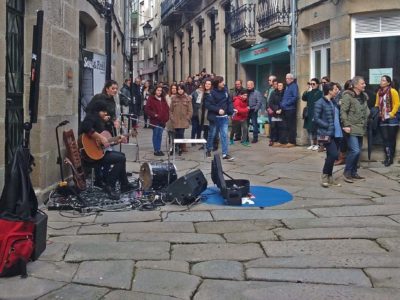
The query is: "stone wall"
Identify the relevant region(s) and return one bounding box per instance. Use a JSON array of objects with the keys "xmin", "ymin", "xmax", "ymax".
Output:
[{"xmin": 0, "ymin": 0, "xmax": 6, "ymax": 190}]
